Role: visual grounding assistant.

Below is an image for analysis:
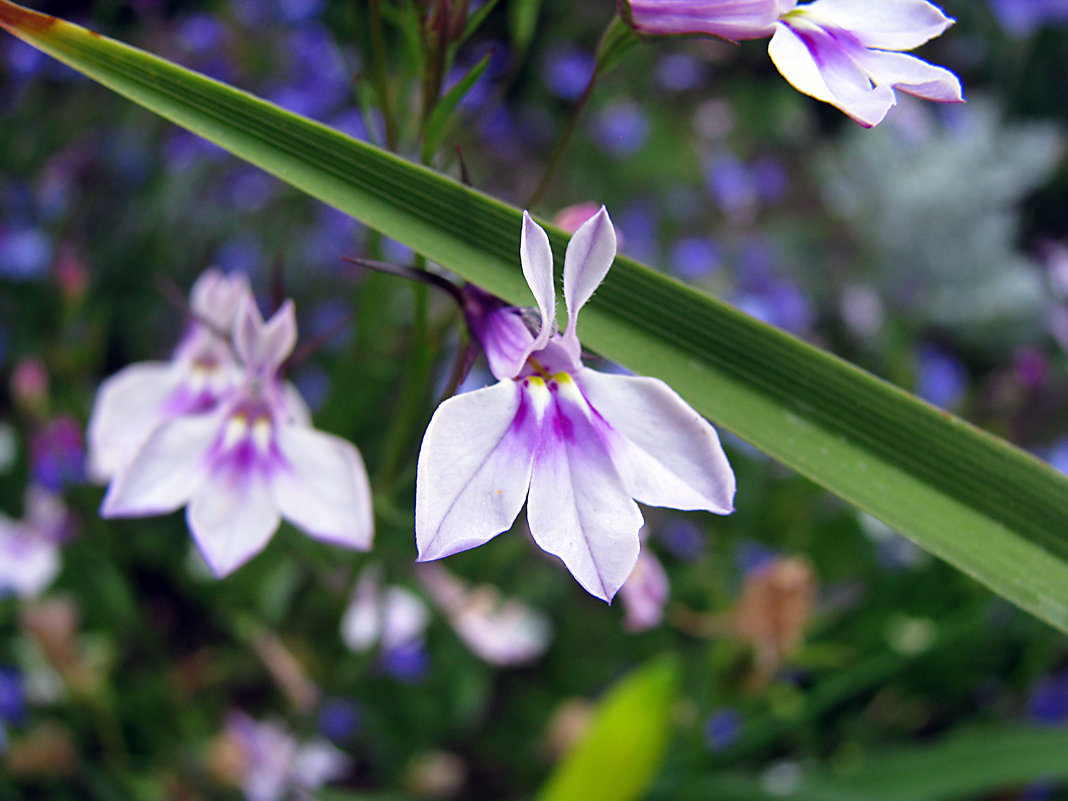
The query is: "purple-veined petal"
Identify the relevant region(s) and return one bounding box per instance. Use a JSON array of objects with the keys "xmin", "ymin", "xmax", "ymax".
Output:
[
  {"xmin": 86, "ymin": 361, "xmax": 181, "ymax": 481},
  {"xmin": 577, "ymin": 370, "xmax": 735, "ymax": 513},
  {"xmin": 101, "ymin": 413, "xmax": 219, "ymax": 517},
  {"xmin": 623, "ymin": 0, "xmax": 785, "ymax": 40},
  {"xmin": 463, "ymin": 285, "xmax": 537, "ymax": 381},
  {"xmin": 271, "ymin": 425, "xmax": 373, "ymax": 550},
  {"xmin": 769, "ymin": 20, "xmax": 897, "ymax": 127},
  {"xmin": 520, "ymin": 211, "xmax": 557, "ymax": 360},
  {"xmin": 798, "ymin": 0, "xmax": 954, "ymax": 51},
  {"xmin": 416, "ymin": 380, "xmax": 537, "ymax": 561},
  {"xmin": 187, "ymin": 471, "xmax": 280, "ymax": 576},
  {"xmin": 854, "ymin": 46, "xmax": 963, "ymax": 103},
  {"xmin": 526, "ymin": 375, "xmax": 643, "ymax": 602},
  {"xmin": 560, "ymin": 206, "xmax": 616, "ymax": 364}
]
